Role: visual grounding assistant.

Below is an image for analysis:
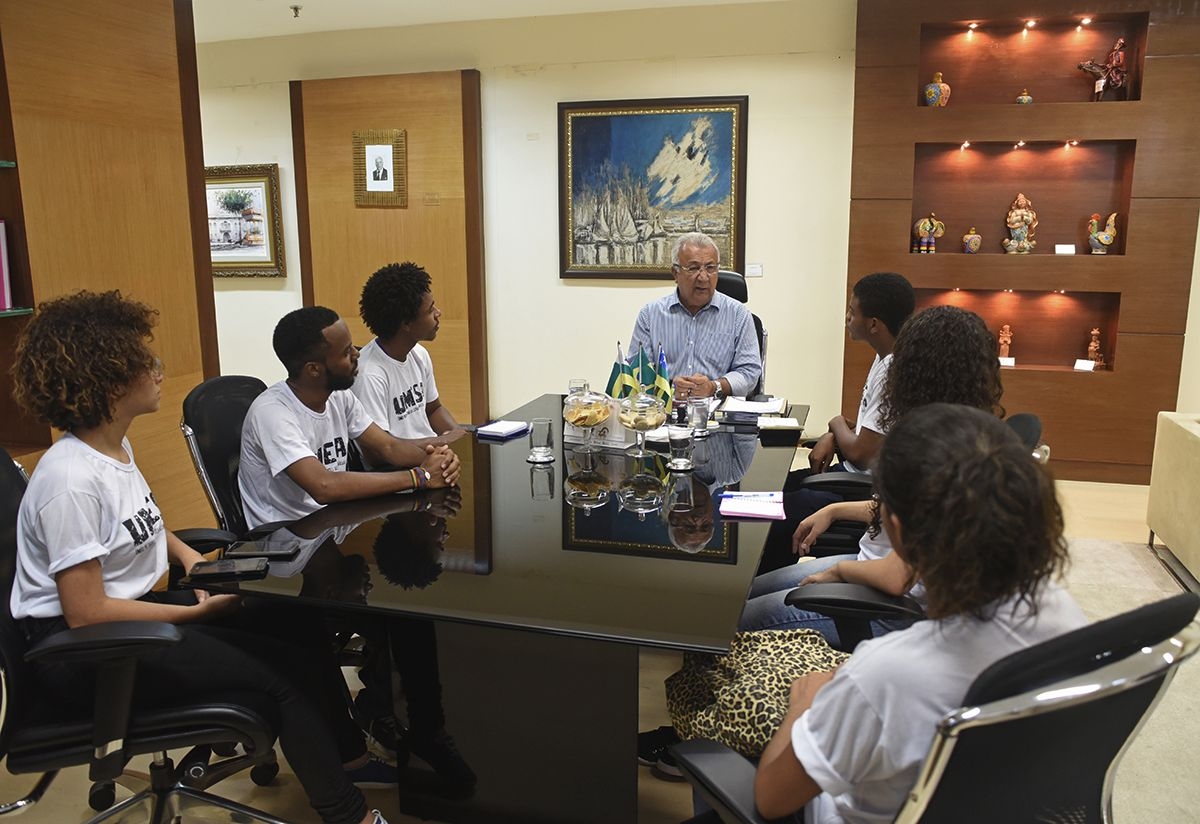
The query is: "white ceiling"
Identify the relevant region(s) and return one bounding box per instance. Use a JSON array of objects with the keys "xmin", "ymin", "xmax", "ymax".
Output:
[{"xmin": 192, "ymin": 0, "xmax": 788, "ymax": 43}]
